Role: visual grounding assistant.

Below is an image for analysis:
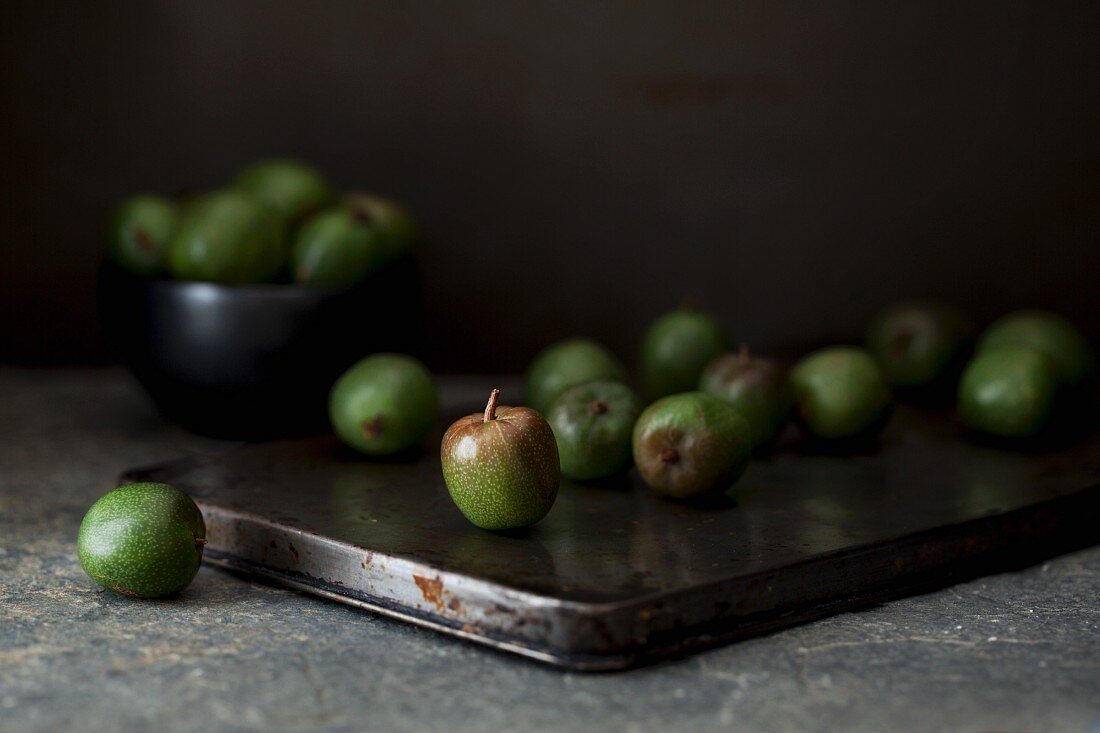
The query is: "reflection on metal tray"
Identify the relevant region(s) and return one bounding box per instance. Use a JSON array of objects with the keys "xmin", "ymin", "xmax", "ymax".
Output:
[{"xmin": 123, "ymin": 380, "xmax": 1100, "ymax": 670}]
